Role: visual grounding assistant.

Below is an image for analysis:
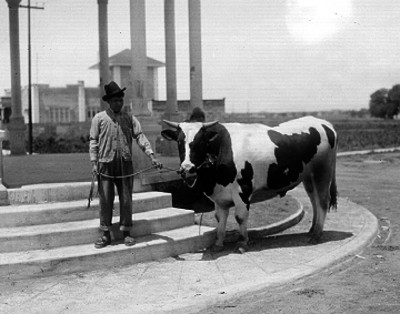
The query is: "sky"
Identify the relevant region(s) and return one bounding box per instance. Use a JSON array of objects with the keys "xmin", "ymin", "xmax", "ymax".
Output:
[{"xmin": 0, "ymin": 0, "xmax": 399, "ymax": 113}]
